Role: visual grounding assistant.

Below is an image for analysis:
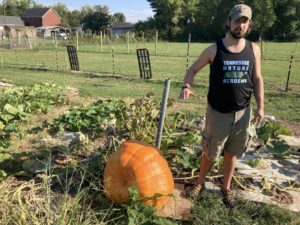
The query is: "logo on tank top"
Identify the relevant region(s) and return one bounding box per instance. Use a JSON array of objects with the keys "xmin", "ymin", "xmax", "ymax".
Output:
[{"xmin": 222, "ymin": 60, "xmax": 249, "ymax": 84}]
